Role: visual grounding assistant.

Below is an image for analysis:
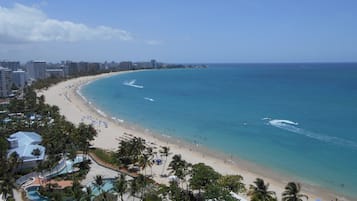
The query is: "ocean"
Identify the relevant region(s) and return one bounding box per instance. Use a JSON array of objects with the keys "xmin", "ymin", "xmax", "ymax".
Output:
[{"xmin": 81, "ymin": 63, "xmax": 357, "ymax": 197}]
